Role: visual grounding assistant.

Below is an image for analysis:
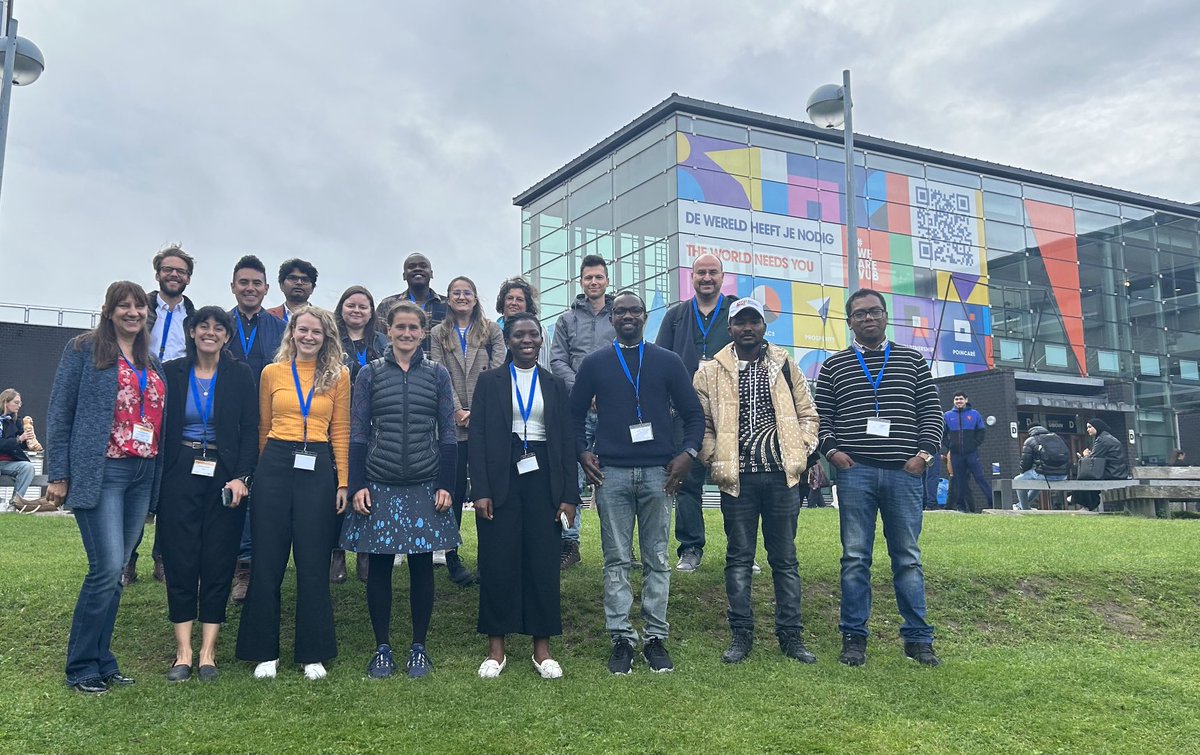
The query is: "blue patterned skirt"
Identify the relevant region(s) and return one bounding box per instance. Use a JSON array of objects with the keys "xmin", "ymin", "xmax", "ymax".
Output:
[{"xmin": 339, "ymin": 480, "xmax": 462, "ymax": 555}]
